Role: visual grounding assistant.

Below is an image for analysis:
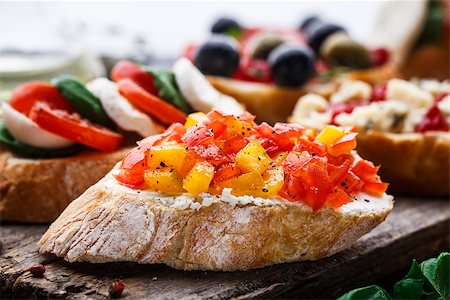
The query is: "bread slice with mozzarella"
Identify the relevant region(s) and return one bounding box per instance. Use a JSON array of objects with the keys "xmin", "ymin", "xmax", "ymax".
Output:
[{"xmin": 39, "ymin": 167, "xmax": 393, "ymax": 271}]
